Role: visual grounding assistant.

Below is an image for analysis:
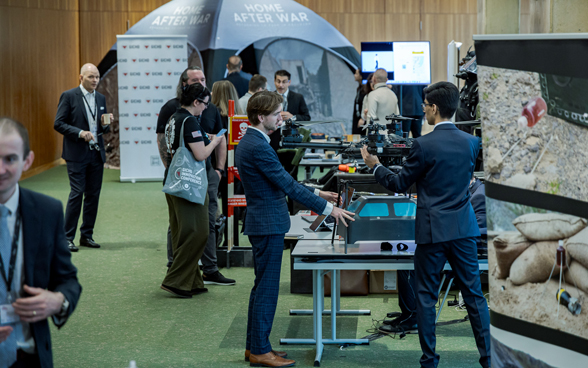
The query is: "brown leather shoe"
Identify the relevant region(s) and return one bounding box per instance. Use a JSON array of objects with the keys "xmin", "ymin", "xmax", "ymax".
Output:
[
  {"xmin": 249, "ymin": 352, "xmax": 295, "ymax": 367},
  {"xmin": 245, "ymin": 349, "xmax": 288, "ymax": 362}
]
